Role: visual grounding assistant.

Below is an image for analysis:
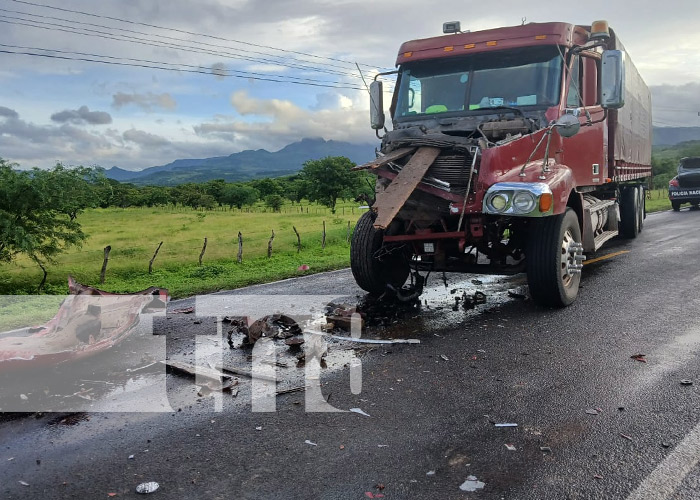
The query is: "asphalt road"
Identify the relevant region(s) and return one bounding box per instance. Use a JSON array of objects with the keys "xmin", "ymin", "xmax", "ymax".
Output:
[{"xmin": 1, "ymin": 207, "xmax": 700, "ymax": 500}]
